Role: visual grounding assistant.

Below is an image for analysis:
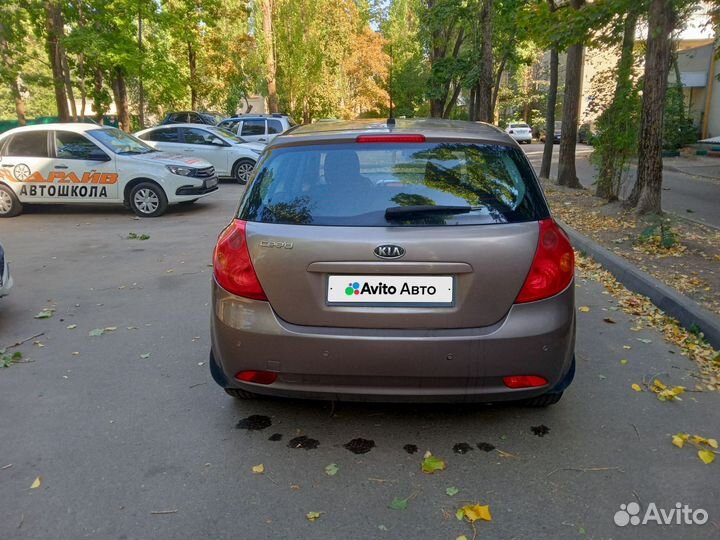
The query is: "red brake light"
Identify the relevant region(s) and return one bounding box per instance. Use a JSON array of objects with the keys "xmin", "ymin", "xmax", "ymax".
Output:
[
  {"xmin": 503, "ymin": 375, "xmax": 548, "ymax": 389},
  {"xmin": 213, "ymin": 219, "xmax": 267, "ymax": 301},
  {"xmin": 515, "ymin": 219, "xmax": 574, "ymax": 303},
  {"xmin": 356, "ymin": 135, "xmax": 426, "ymax": 143},
  {"xmin": 235, "ymin": 370, "xmax": 277, "ymax": 385}
]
